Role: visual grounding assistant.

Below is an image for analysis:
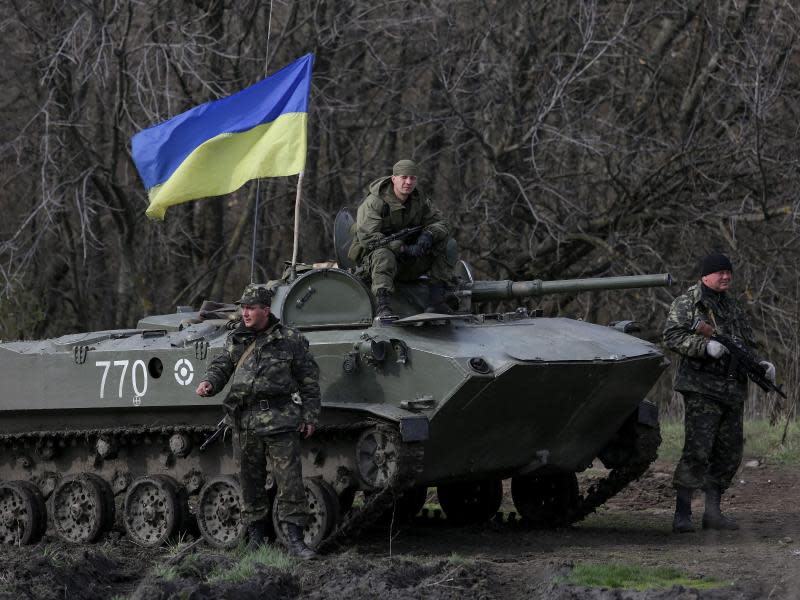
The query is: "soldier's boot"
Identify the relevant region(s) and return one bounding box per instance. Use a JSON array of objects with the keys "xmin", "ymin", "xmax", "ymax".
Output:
[
  {"xmin": 374, "ymin": 288, "xmax": 398, "ymax": 323},
  {"xmin": 245, "ymin": 520, "xmax": 267, "ymax": 550},
  {"xmin": 702, "ymin": 487, "xmax": 739, "ymax": 530},
  {"xmin": 284, "ymin": 523, "xmax": 316, "ymax": 560},
  {"xmin": 425, "ymin": 282, "xmax": 453, "ymax": 314},
  {"xmin": 672, "ymin": 487, "xmax": 696, "ymax": 533}
]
